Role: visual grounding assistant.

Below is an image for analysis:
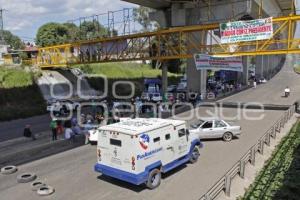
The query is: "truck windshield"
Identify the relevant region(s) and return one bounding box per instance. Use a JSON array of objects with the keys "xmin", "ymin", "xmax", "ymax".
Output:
[{"xmin": 110, "ymin": 139, "xmax": 122, "ymax": 147}]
